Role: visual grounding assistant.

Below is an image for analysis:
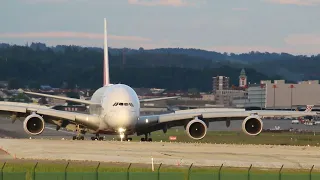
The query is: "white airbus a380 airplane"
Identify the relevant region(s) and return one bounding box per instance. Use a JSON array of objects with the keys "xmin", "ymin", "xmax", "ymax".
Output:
[{"xmin": 0, "ymin": 19, "xmax": 318, "ymax": 142}]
